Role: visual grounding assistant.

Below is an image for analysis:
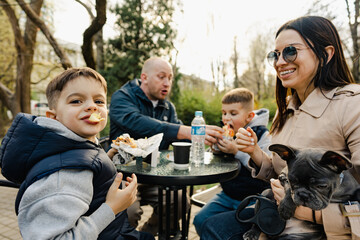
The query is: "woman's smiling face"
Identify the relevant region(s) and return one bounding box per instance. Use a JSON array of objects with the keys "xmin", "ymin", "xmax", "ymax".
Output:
[{"xmin": 274, "ymin": 29, "xmax": 319, "ymax": 97}]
